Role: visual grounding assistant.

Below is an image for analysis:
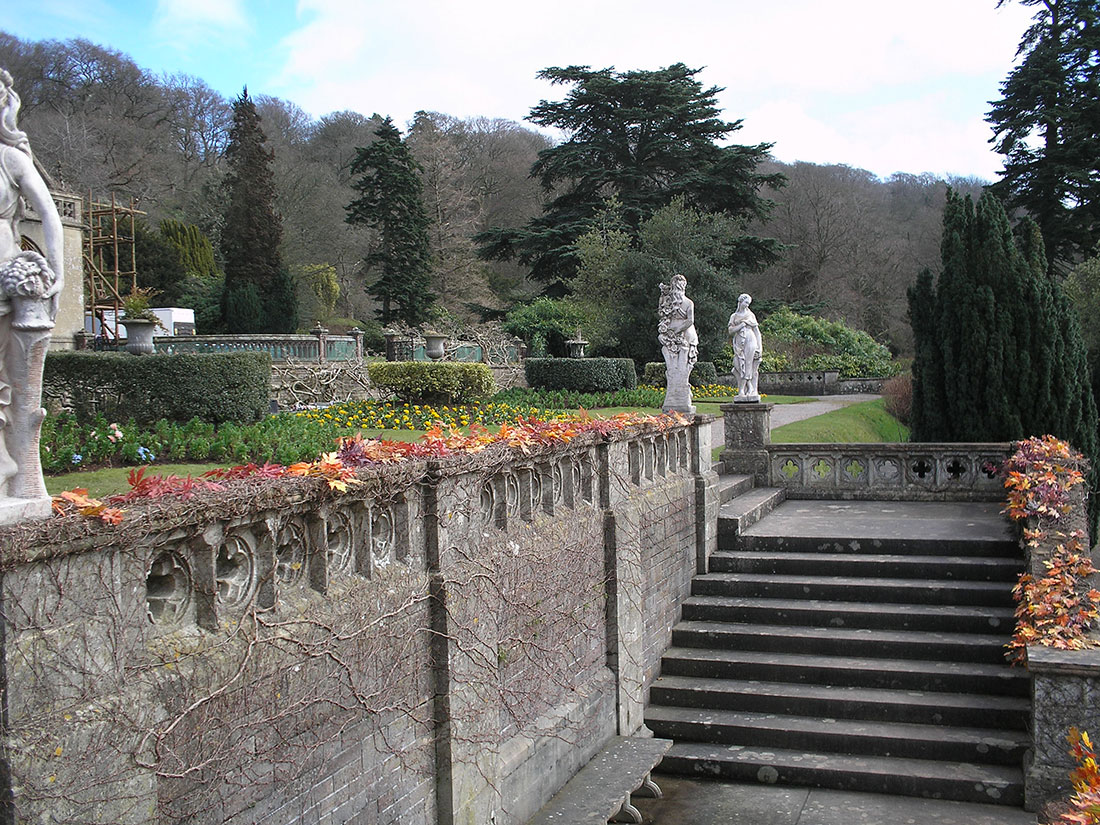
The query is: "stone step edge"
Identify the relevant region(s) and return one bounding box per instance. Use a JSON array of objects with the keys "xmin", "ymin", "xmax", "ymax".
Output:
[
  {"xmin": 646, "ymin": 705, "xmax": 1030, "ymax": 748},
  {"xmin": 657, "ymin": 742, "xmax": 1023, "ymax": 805},
  {"xmin": 717, "ymin": 474, "xmax": 754, "ymax": 503},
  {"xmin": 673, "ymin": 619, "xmax": 1012, "ymax": 647},
  {"xmin": 717, "ymin": 487, "xmax": 785, "ymax": 535},
  {"xmin": 650, "ymin": 674, "xmax": 1030, "ymax": 713}
]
